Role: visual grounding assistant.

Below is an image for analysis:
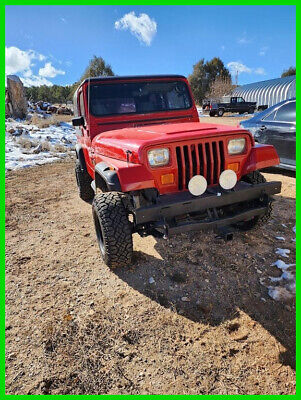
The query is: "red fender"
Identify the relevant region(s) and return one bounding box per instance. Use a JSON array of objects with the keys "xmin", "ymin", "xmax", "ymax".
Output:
[{"xmin": 241, "ymin": 144, "xmax": 280, "ymax": 176}]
